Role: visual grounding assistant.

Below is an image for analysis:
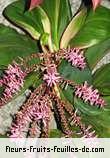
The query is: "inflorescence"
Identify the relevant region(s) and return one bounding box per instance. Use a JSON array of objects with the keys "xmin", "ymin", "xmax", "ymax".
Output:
[{"xmin": 0, "ymin": 48, "xmax": 106, "ymax": 138}]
